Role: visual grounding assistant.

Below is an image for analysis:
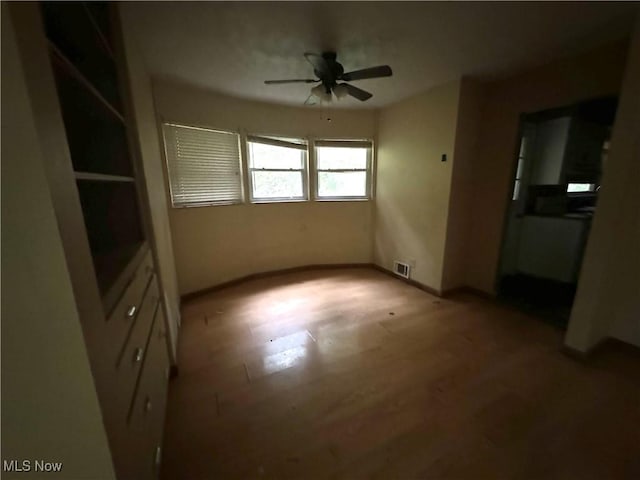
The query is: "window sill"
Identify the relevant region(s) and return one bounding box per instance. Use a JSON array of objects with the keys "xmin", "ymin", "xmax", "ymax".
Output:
[
  {"xmin": 171, "ymin": 200, "xmax": 245, "ymax": 209},
  {"xmin": 250, "ymin": 198, "xmax": 309, "ymax": 205},
  {"xmin": 314, "ymin": 197, "xmax": 371, "ymax": 202}
]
